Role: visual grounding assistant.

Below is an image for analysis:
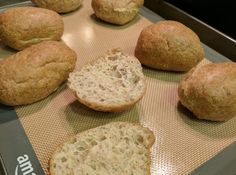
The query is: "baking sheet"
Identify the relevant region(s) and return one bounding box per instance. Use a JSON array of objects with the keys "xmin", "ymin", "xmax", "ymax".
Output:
[{"xmin": 0, "ymin": 0, "xmax": 235, "ymax": 174}]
